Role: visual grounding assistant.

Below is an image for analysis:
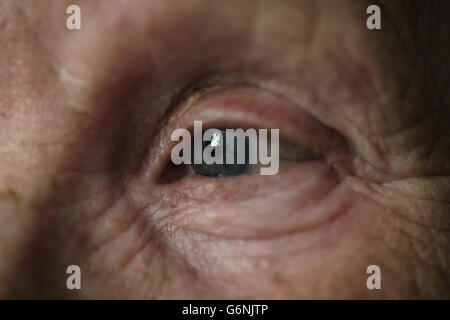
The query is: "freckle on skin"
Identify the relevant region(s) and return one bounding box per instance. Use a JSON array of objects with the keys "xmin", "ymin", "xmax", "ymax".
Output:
[{"xmin": 0, "ymin": 188, "xmax": 21, "ymax": 203}]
